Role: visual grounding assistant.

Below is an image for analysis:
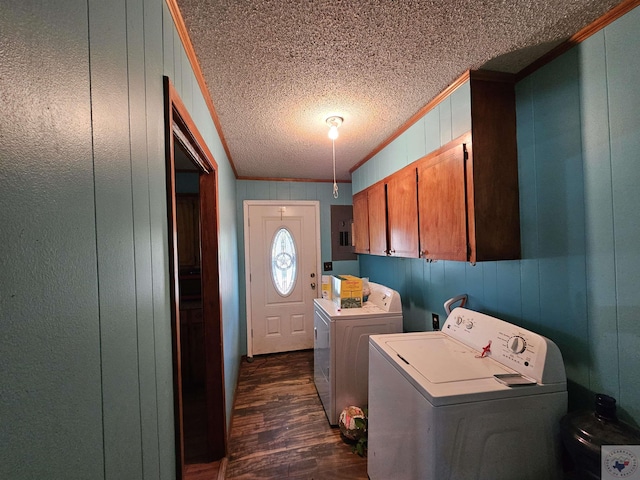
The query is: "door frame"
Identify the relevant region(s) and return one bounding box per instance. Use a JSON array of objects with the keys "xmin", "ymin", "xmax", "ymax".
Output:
[
  {"xmin": 164, "ymin": 76, "xmax": 227, "ymax": 477},
  {"xmin": 243, "ymin": 200, "xmax": 321, "ymax": 359}
]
